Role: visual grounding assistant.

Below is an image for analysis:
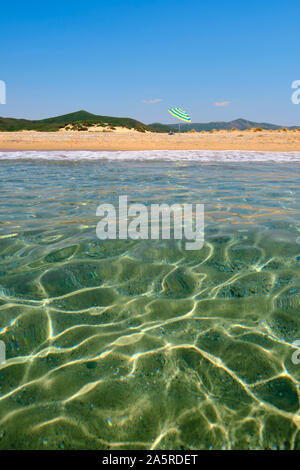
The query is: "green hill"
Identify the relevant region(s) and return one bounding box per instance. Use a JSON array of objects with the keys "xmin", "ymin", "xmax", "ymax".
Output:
[
  {"xmin": 147, "ymin": 122, "xmax": 176, "ymax": 133},
  {"xmin": 0, "ymin": 110, "xmax": 151, "ymax": 132}
]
